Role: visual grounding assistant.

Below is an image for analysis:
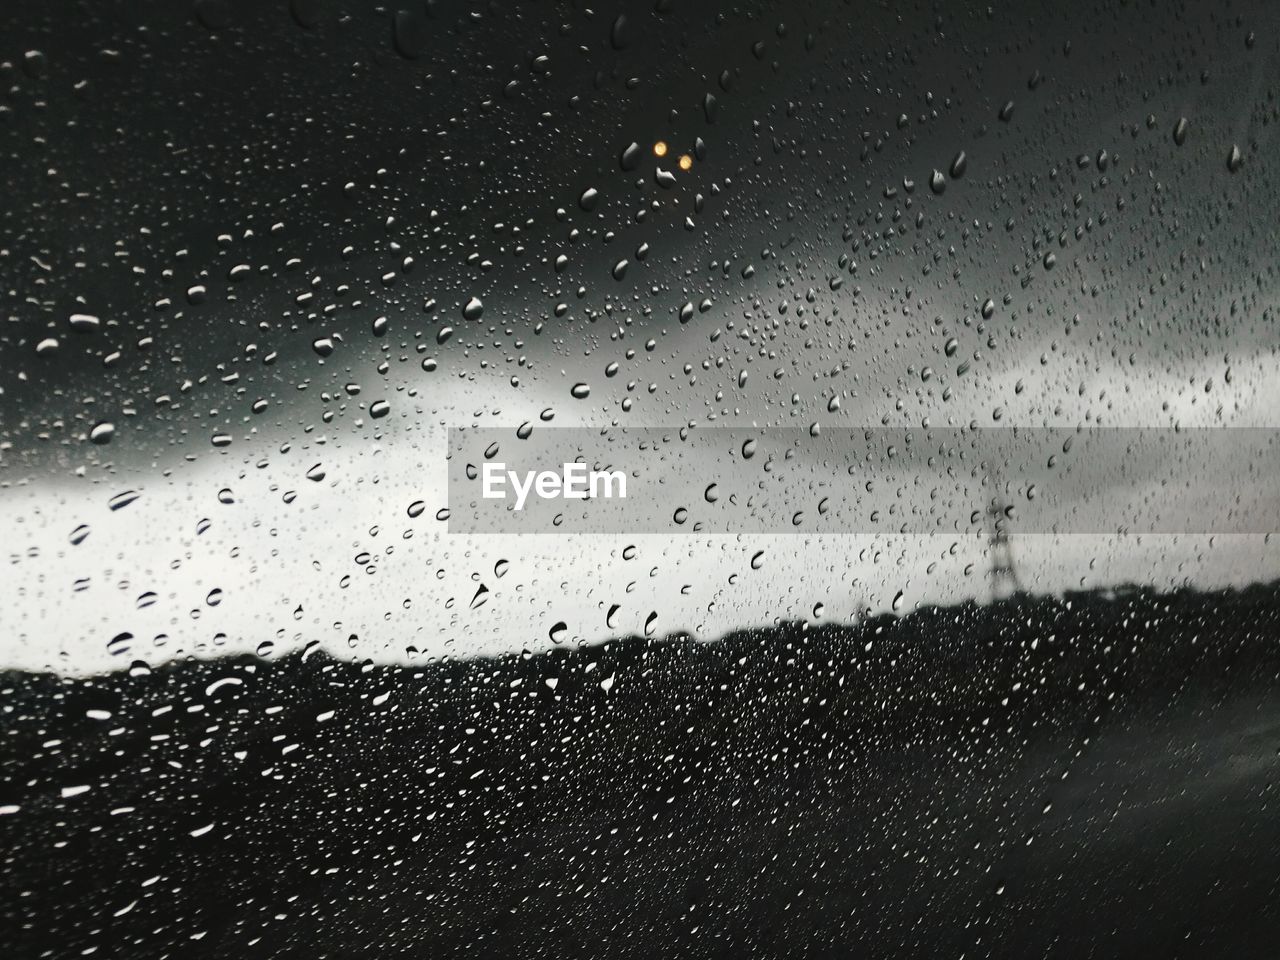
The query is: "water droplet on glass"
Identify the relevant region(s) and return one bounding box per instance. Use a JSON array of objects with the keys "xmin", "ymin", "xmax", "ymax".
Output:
[
  {"xmin": 620, "ymin": 142, "xmax": 641, "ymax": 171},
  {"xmin": 107, "ymin": 632, "xmax": 132, "ymax": 656},
  {"xmin": 108, "ymin": 490, "xmax": 139, "ymax": 511},
  {"xmin": 610, "ymin": 14, "xmax": 629, "ymax": 50},
  {"xmin": 392, "ymin": 8, "xmax": 427, "ymax": 59},
  {"xmin": 194, "ymin": 0, "xmax": 232, "ymax": 32}
]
